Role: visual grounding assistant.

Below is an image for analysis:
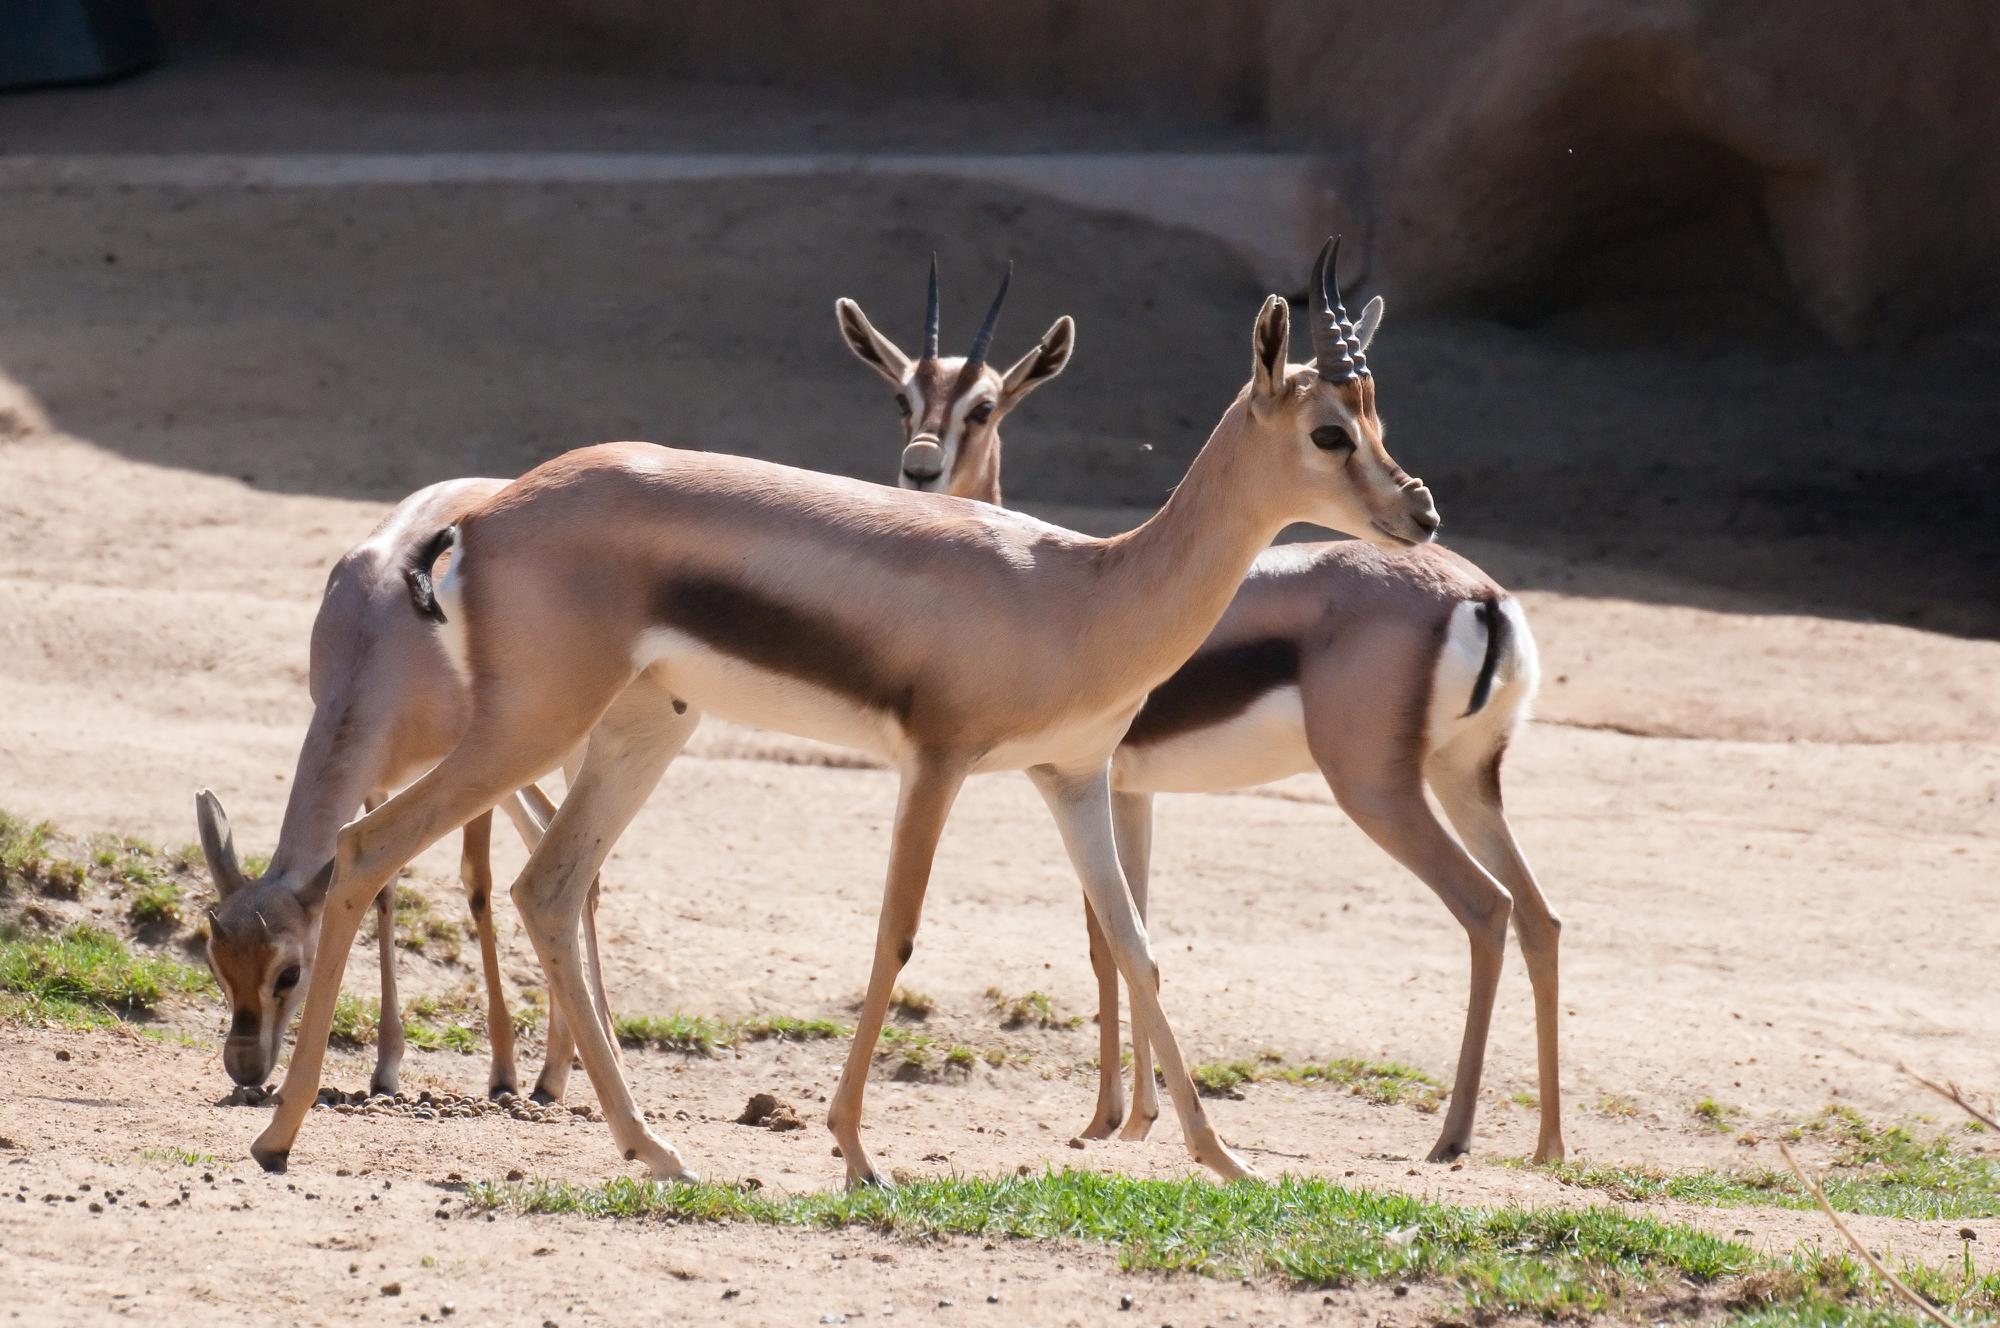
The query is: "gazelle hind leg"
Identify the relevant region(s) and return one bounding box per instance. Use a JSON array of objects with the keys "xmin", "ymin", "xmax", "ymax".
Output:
[
  {"xmin": 1316, "ymin": 745, "xmax": 1511, "ymax": 1163},
  {"xmin": 1428, "ymin": 739, "xmax": 1565, "ymax": 1163},
  {"xmin": 252, "ymin": 747, "xmax": 556, "ymax": 1172},
  {"xmin": 510, "ymin": 678, "xmax": 698, "ymax": 1179},
  {"xmin": 501, "ymin": 783, "xmax": 611, "ymax": 1102},
  {"xmin": 458, "ymin": 810, "xmax": 520, "ymax": 1097},
  {"xmin": 826, "ymin": 750, "xmax": 970, "ymax": 1187},
  {"xmin": 360, "ymin": 794, "xmax": 407, "ymax": 1097},
  {"xmin": 547, "ymin": 758, "xmax": 623, "ymax": 1070},
  {"xmin": 1111, "ymin": 789, "xmax": 1159, "ymax": 1141},
  {"xmin": 1029, "ymin": 764, "xmax": 1254, "ymax": 1182}
]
